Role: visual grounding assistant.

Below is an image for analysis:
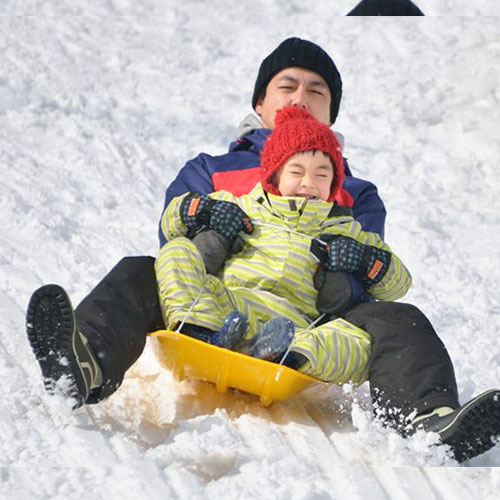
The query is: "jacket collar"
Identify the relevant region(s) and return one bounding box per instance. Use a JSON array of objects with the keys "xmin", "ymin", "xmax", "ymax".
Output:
[
  {"xmin": 248, "ymin": 183, "xmax": 344, "ymax": 222},
  {"xmin": 235, "ymin": 113, "xmax": 262, "ymax": 139}
]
